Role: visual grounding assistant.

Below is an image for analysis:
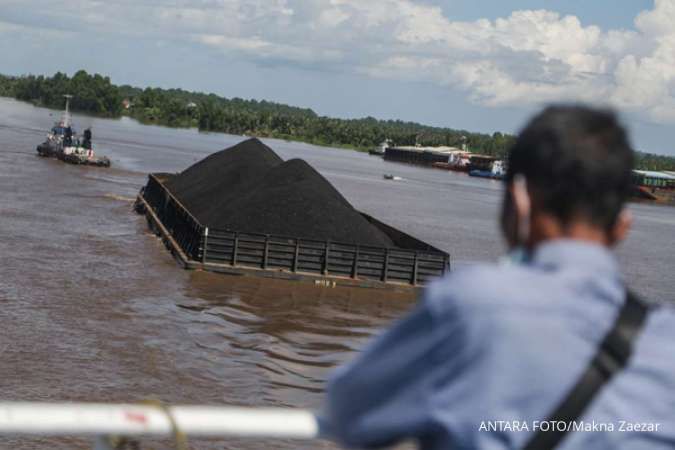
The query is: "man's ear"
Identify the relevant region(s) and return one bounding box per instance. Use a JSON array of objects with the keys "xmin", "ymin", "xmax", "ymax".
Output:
[
  {"xmin": 511, "ymin": 177, "xmax": 530, "ymax": 219},
  {"xmin": 500, "ymin": 187, "xmax": 515, "ymax": 247},
  {"xmin": 609, "ymin": 208, "xmax": 632, "ymax": 245},
  {"xmin": 511, "ymin": 175, "xmax": 531, "ymax": 244}
]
